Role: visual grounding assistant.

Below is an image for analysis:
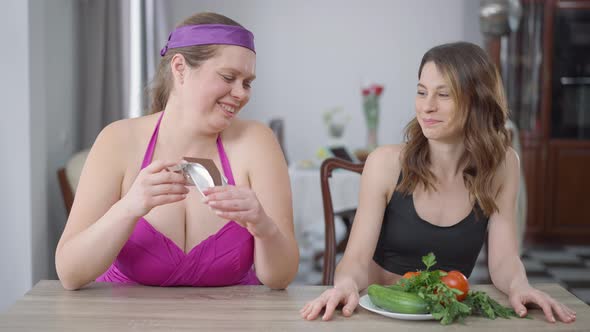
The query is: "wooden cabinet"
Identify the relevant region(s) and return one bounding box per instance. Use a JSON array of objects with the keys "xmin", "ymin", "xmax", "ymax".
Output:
[
  {"xmin": 508, "ymin": 0, "xmax": 590, "ymax": 244},
  {"xmin": 545, "ymin": 141, "xmax": 590, "ymax": 240}
]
